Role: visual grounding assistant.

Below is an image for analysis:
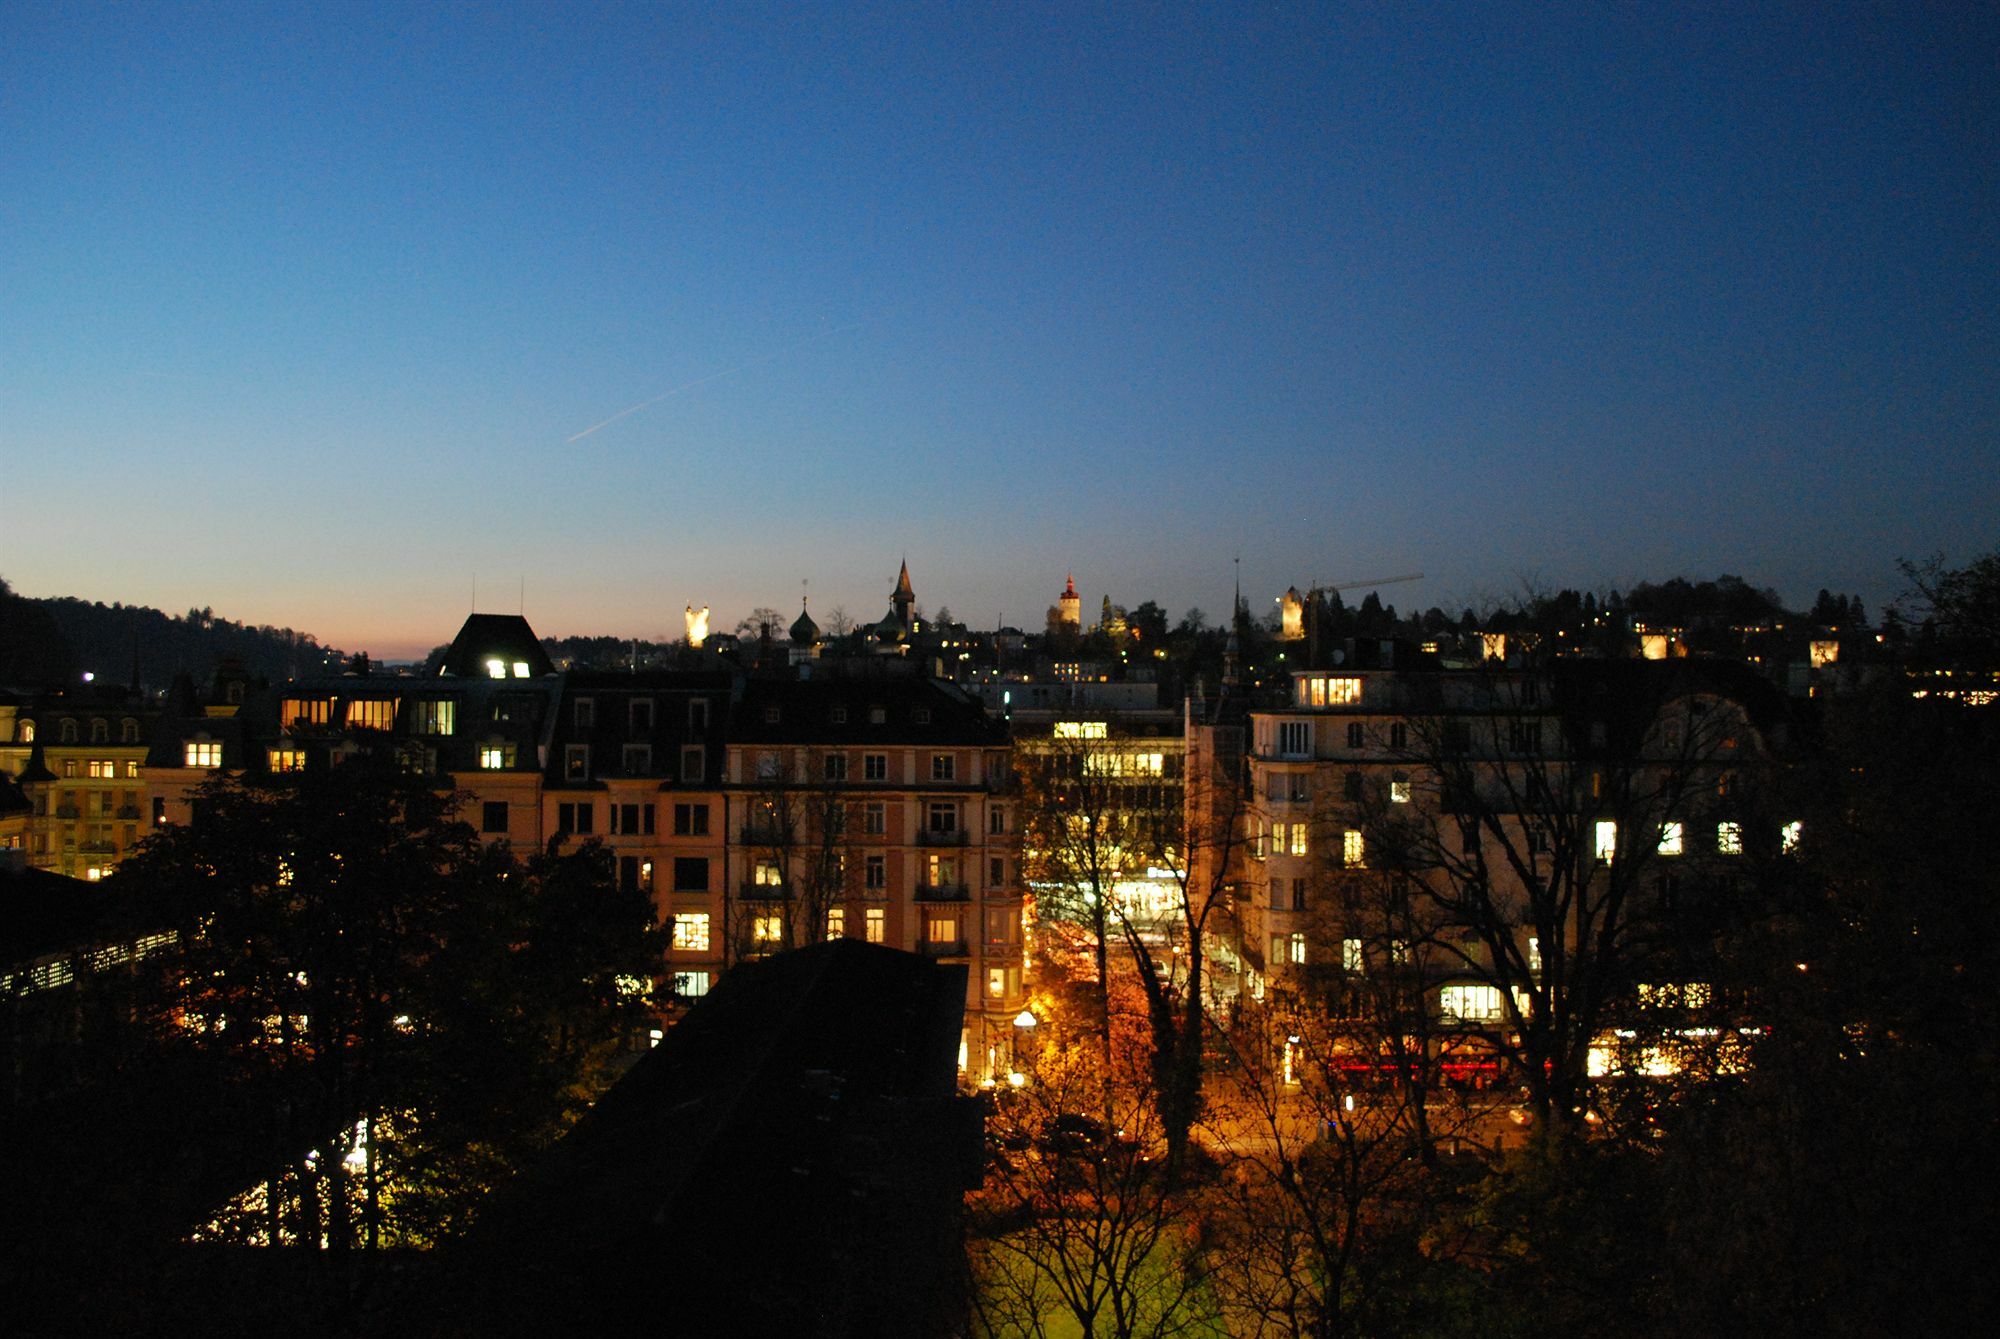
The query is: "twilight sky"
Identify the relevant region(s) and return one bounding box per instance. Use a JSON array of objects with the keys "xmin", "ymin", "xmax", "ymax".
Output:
[{"xmin": 3, "ymin": 2, "xmax": 1994, "ymax": 659}]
